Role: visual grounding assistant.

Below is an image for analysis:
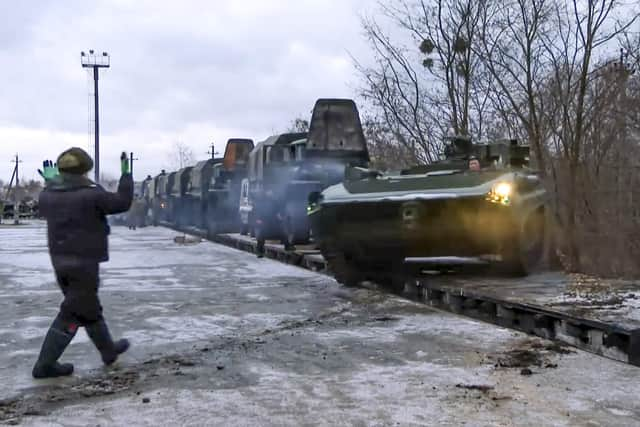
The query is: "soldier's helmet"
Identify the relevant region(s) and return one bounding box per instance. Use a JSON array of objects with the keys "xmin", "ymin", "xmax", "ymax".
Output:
[{"xmin": 57, "ymin": 147, "xmax": 94, "ymax": 175}]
